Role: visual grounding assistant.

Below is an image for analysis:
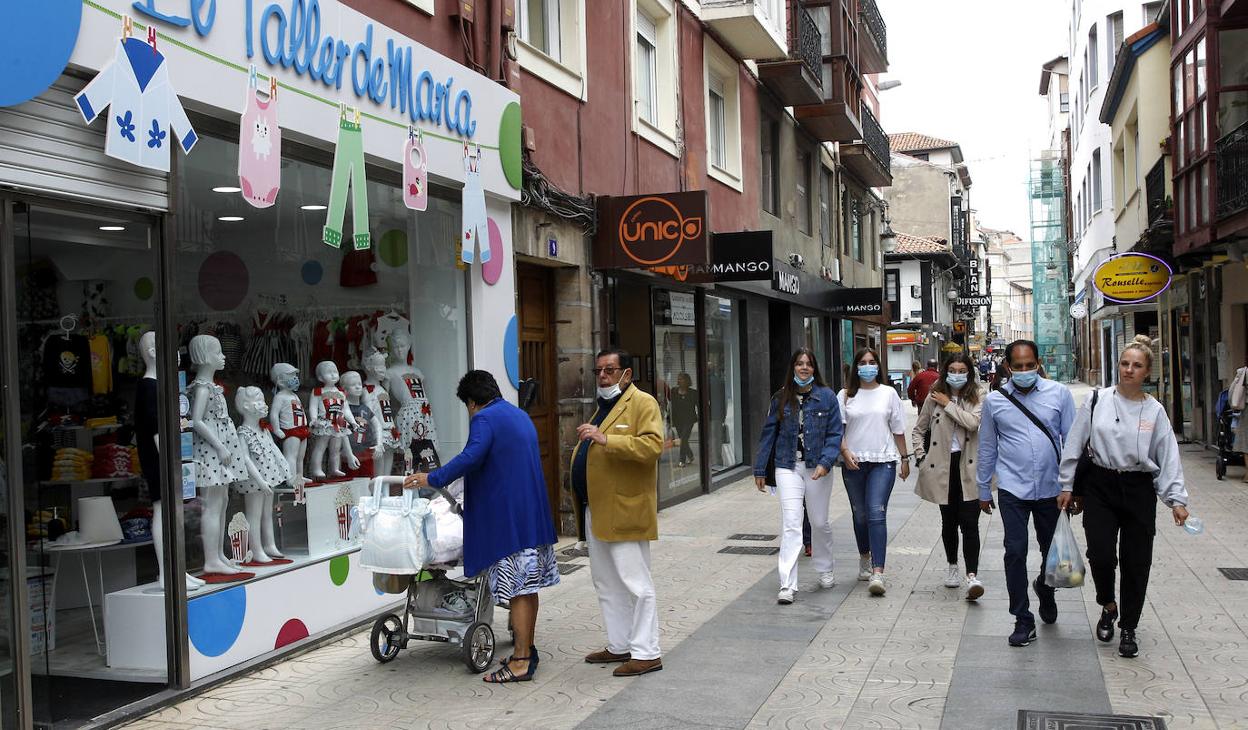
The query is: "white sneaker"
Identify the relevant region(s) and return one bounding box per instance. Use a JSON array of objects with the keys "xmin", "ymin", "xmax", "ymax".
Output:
[
  {"xmin": 819, "ymin": 571, "xmax": 836, "ymax": 589},
  {"xmin": 858, "ymin": 556, "xmax": 872, "ymax": 581},
  {"xmin": 965, "ymin": 575, "xmax": 985, "ymax": 601},
  {"xmin": 944, "ymin": 565, "xmax": 961, "ymax": 588},
  {"xmin": 777, "ymin": 588, "xmax": 796, "ymax": 604},
  {"xmin": 868, "ymin": 573, "xmax": 886, "ymax": 596}
]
